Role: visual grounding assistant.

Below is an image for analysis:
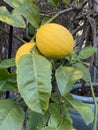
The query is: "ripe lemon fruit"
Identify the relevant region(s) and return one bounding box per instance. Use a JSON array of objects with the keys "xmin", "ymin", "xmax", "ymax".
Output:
[
  {"xmin": 15, "ymin": 42, "xmax": 35, "ymax": 64},
  {"xmin": 36, "ymin": 23, "xmax": 74, "ymax": 59}
]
